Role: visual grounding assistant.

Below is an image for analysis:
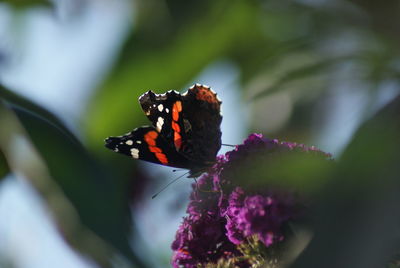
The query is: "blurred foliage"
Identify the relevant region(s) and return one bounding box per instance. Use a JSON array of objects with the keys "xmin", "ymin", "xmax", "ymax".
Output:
[
  {"xmin": 1, "ymin": 0, "xmax": 51, "ymax": 9},
  {"xmin": 0, "ymin": 85, "xmax": 78, "ymax": 144},
  {"xmin": 292, "ymin": 96, "xmax": 400, "ymax": 268},
  {"xmin": 0, "ymin": 148, "xmax": 9, "ymax": 180},
  {"xmin": 249, "ymin": 56, "xmax": 351, "ymax": 100},
  {"xmin": 230, "ymin": 149, "xmax": 334, "ymax": 196},
  {"xmin": 0, "ymin": 86, "xmax": 144, "ymax": 267}
]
